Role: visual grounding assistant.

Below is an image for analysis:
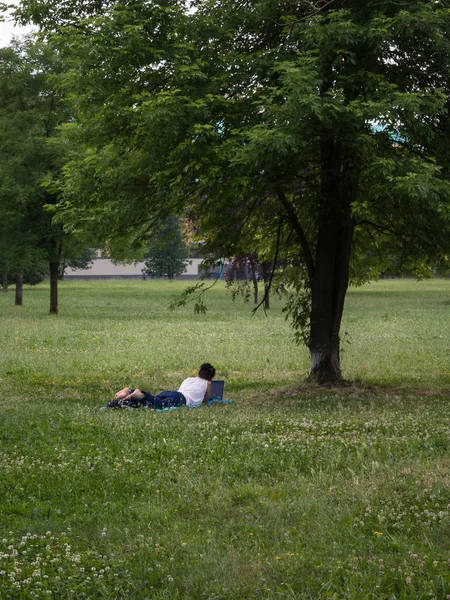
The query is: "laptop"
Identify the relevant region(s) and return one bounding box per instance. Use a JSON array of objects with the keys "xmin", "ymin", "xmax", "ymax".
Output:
[{"xmin": 210, "ymin": 380, "xmax": 225, "ymax": 399}]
